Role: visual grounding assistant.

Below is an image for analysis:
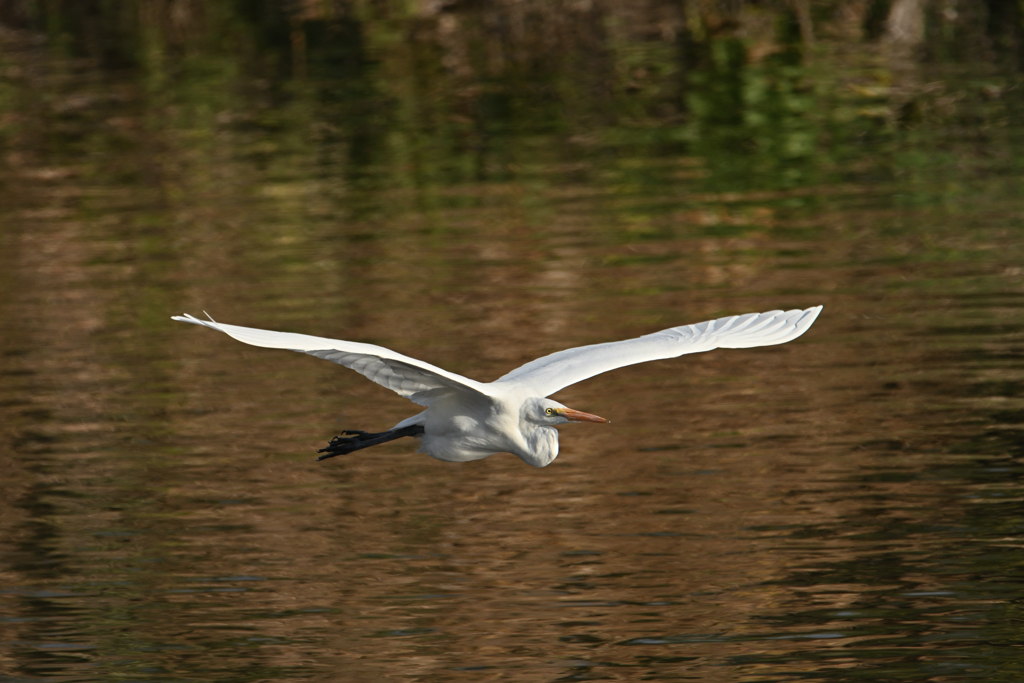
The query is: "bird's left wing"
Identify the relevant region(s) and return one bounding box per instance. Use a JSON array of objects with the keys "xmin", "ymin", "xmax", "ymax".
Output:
[
  {"xmin": 494, "ymin": 306, "xmax": 822, "ymax": 397},
  {"xmin": 172, "ymin": 314, "xmax": 492, "ymax": 406}
]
